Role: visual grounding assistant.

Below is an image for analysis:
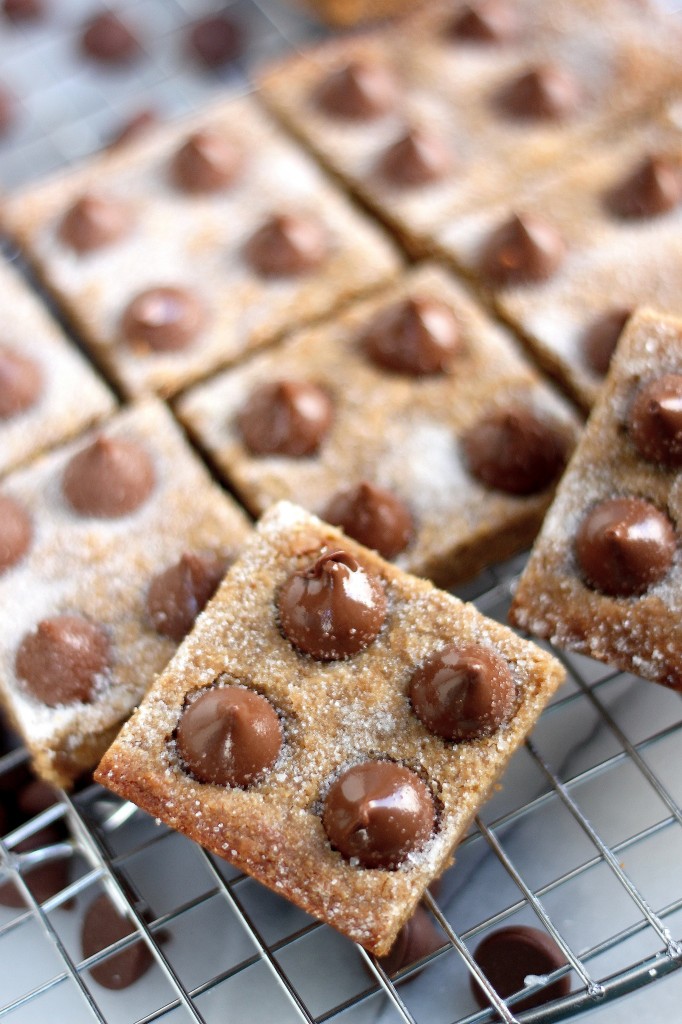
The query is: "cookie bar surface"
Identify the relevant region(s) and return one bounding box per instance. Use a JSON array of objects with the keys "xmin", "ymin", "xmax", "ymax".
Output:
[
  {"xmin": 0, "ymin": 257, "xmax": 115, "ymax": 475},
  {"xmin": 0, "ymin": 399, "xmax": 251, "ymax": 787},
  {"xmin": 1, "ymin": 96, "xmax": 401, "ymax": 398},
  {"xmin": 96, "ymin": 501, "xmax": 565, "ymax": 955},
  {"xmin": 259, "ymin": 0, "xmax": 682, "ymax": 259},
  {"xmin": 177, "ymin": 263, "xmax": 579, "ymax": 588},
  {"xmin": 437, "ymin": 112, "xmax": 682, "ymax": 408},
  {"xmin": 302, "ymin": 0, "xmax": 418, "ymax": 25},
  {"xmin": 510, "ymin": 309, "xmax": 682, "ymax": 690}
]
